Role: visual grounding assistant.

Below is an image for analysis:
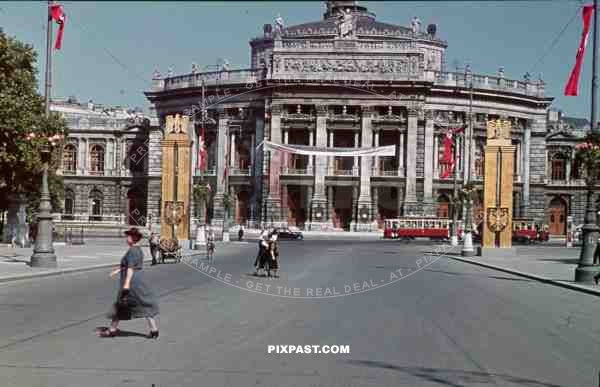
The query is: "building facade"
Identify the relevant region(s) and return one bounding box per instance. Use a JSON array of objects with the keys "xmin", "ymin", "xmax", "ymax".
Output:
[
  {"xmin": 53, "ymin": 1, "xmax": 599, "ymax": 236},
  {"xmin": 51, "ymin": 97, "xmax": 157, "ymax": 228}
]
